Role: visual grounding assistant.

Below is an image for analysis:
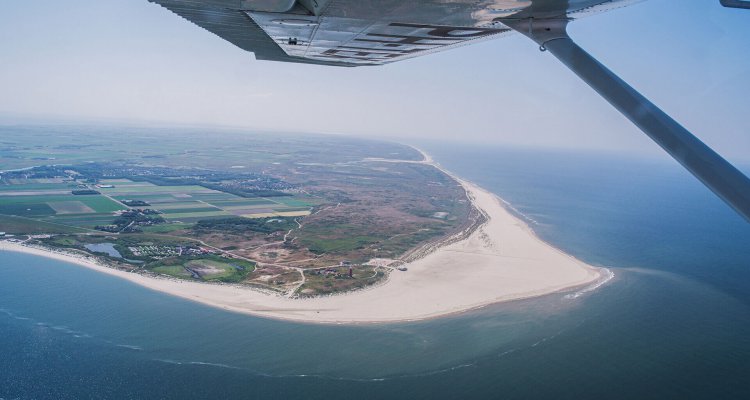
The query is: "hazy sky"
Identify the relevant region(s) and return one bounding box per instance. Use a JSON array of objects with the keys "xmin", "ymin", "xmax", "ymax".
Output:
[{"xmin": 0, "ymin": 0, "xmax": 748, "ymax": 160}]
